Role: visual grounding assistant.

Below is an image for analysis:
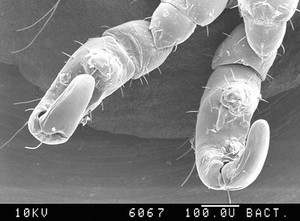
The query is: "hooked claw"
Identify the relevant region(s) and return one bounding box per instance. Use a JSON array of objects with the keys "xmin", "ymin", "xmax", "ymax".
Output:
[
  {"xmin": 196, "ymin": 119, "xmax": 269, "ymax": 191},
  {"xmin": 220, "ymin": 119, "xmax": 270, "ymax": 190},
  {"xmin": 28, "ymin": 74, "xmax": 95, "ymax": 145},
  {"xmin": 195, "ymin": 65, "xmax": 270, "ymax": 191}
]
